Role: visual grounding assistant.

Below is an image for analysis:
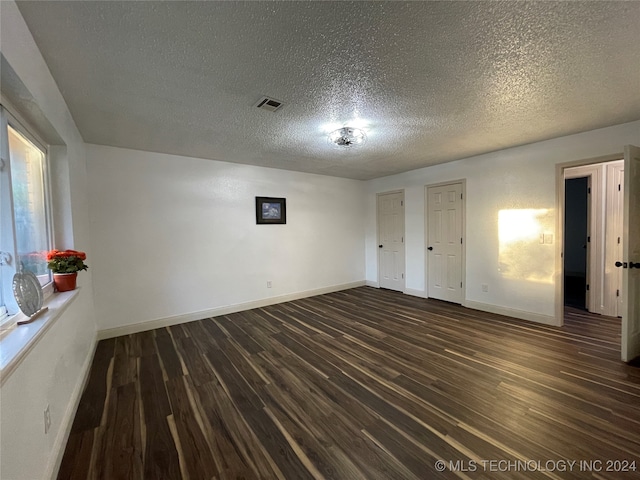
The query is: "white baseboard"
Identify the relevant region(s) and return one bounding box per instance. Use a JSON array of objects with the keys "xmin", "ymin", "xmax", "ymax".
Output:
[
  {"xmin": 97, "ymin": 281, "xmax": 366, "ymax": 339},
  {"xmin": 463, "ymin": 300, "xmax": 559, "ymax": 326},
  {"xmin": 404, "ymin": 288, "xmax": 426, "ymax": 298},
  {"xmin": 365, "ymin": 280, "xmax": 379, "ymax": 288},
  {"xmin": 47, "ymin": 336, "xmax": 98, "ymax": 480}
]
